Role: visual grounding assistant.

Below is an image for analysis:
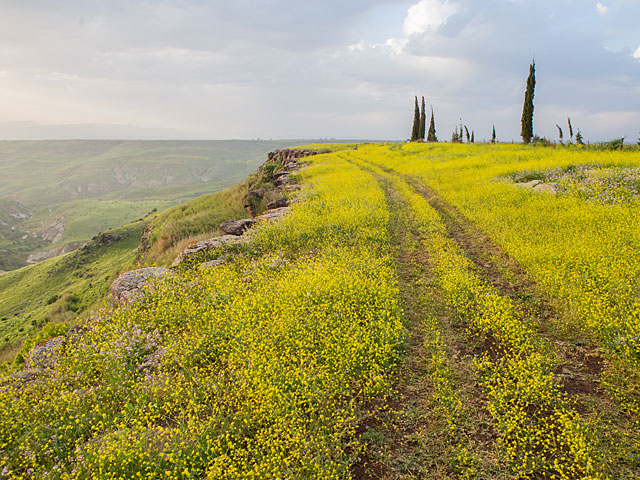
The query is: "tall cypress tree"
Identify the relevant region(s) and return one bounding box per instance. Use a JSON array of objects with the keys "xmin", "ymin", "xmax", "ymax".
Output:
[
  {"xmin": 427, "ymin": 106, "xmax": 437, "ymax": 142},
  {"xmin": 567, "ymin": 117, "xmax": 574, "ymax": 142},
  {"xmin": 464, "ymin": 125, "xmax": 471, "ymax": 143},
  {"xmin": 556, "ymin": 124, "xmax": 564, "ymax": 144},
  {"xmin": 411, "ymin": 96, "xmax": 420, "ymax": 141},
  {"xmin": 471, "ymin": 131, "xmax": 475, "ymax": 143},
  {"xmin": 419, "ymin": 96, "xmax": 426, "ymax": 140},
  {"xmin": 521, "ymin": 60, "xmax": 536, "ymax": 144},
  {"xmin": 491, "ymin": 126, "xmax": 496, "ymax": 144}
]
